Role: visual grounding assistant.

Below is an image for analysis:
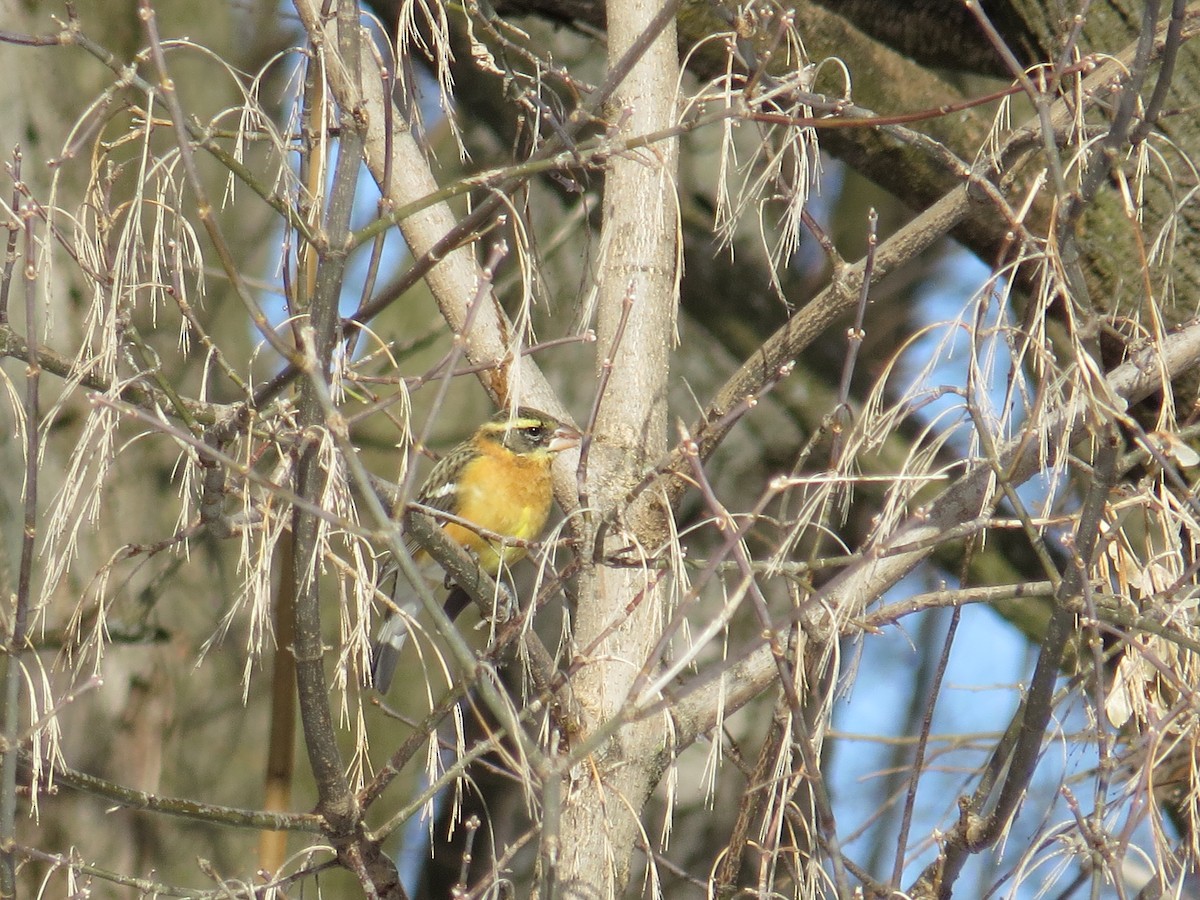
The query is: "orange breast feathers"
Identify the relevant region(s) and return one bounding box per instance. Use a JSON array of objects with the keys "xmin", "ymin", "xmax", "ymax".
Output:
[{"xmin": 440, "ymin": 439, "xmax": 555, "ymax": 573}]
